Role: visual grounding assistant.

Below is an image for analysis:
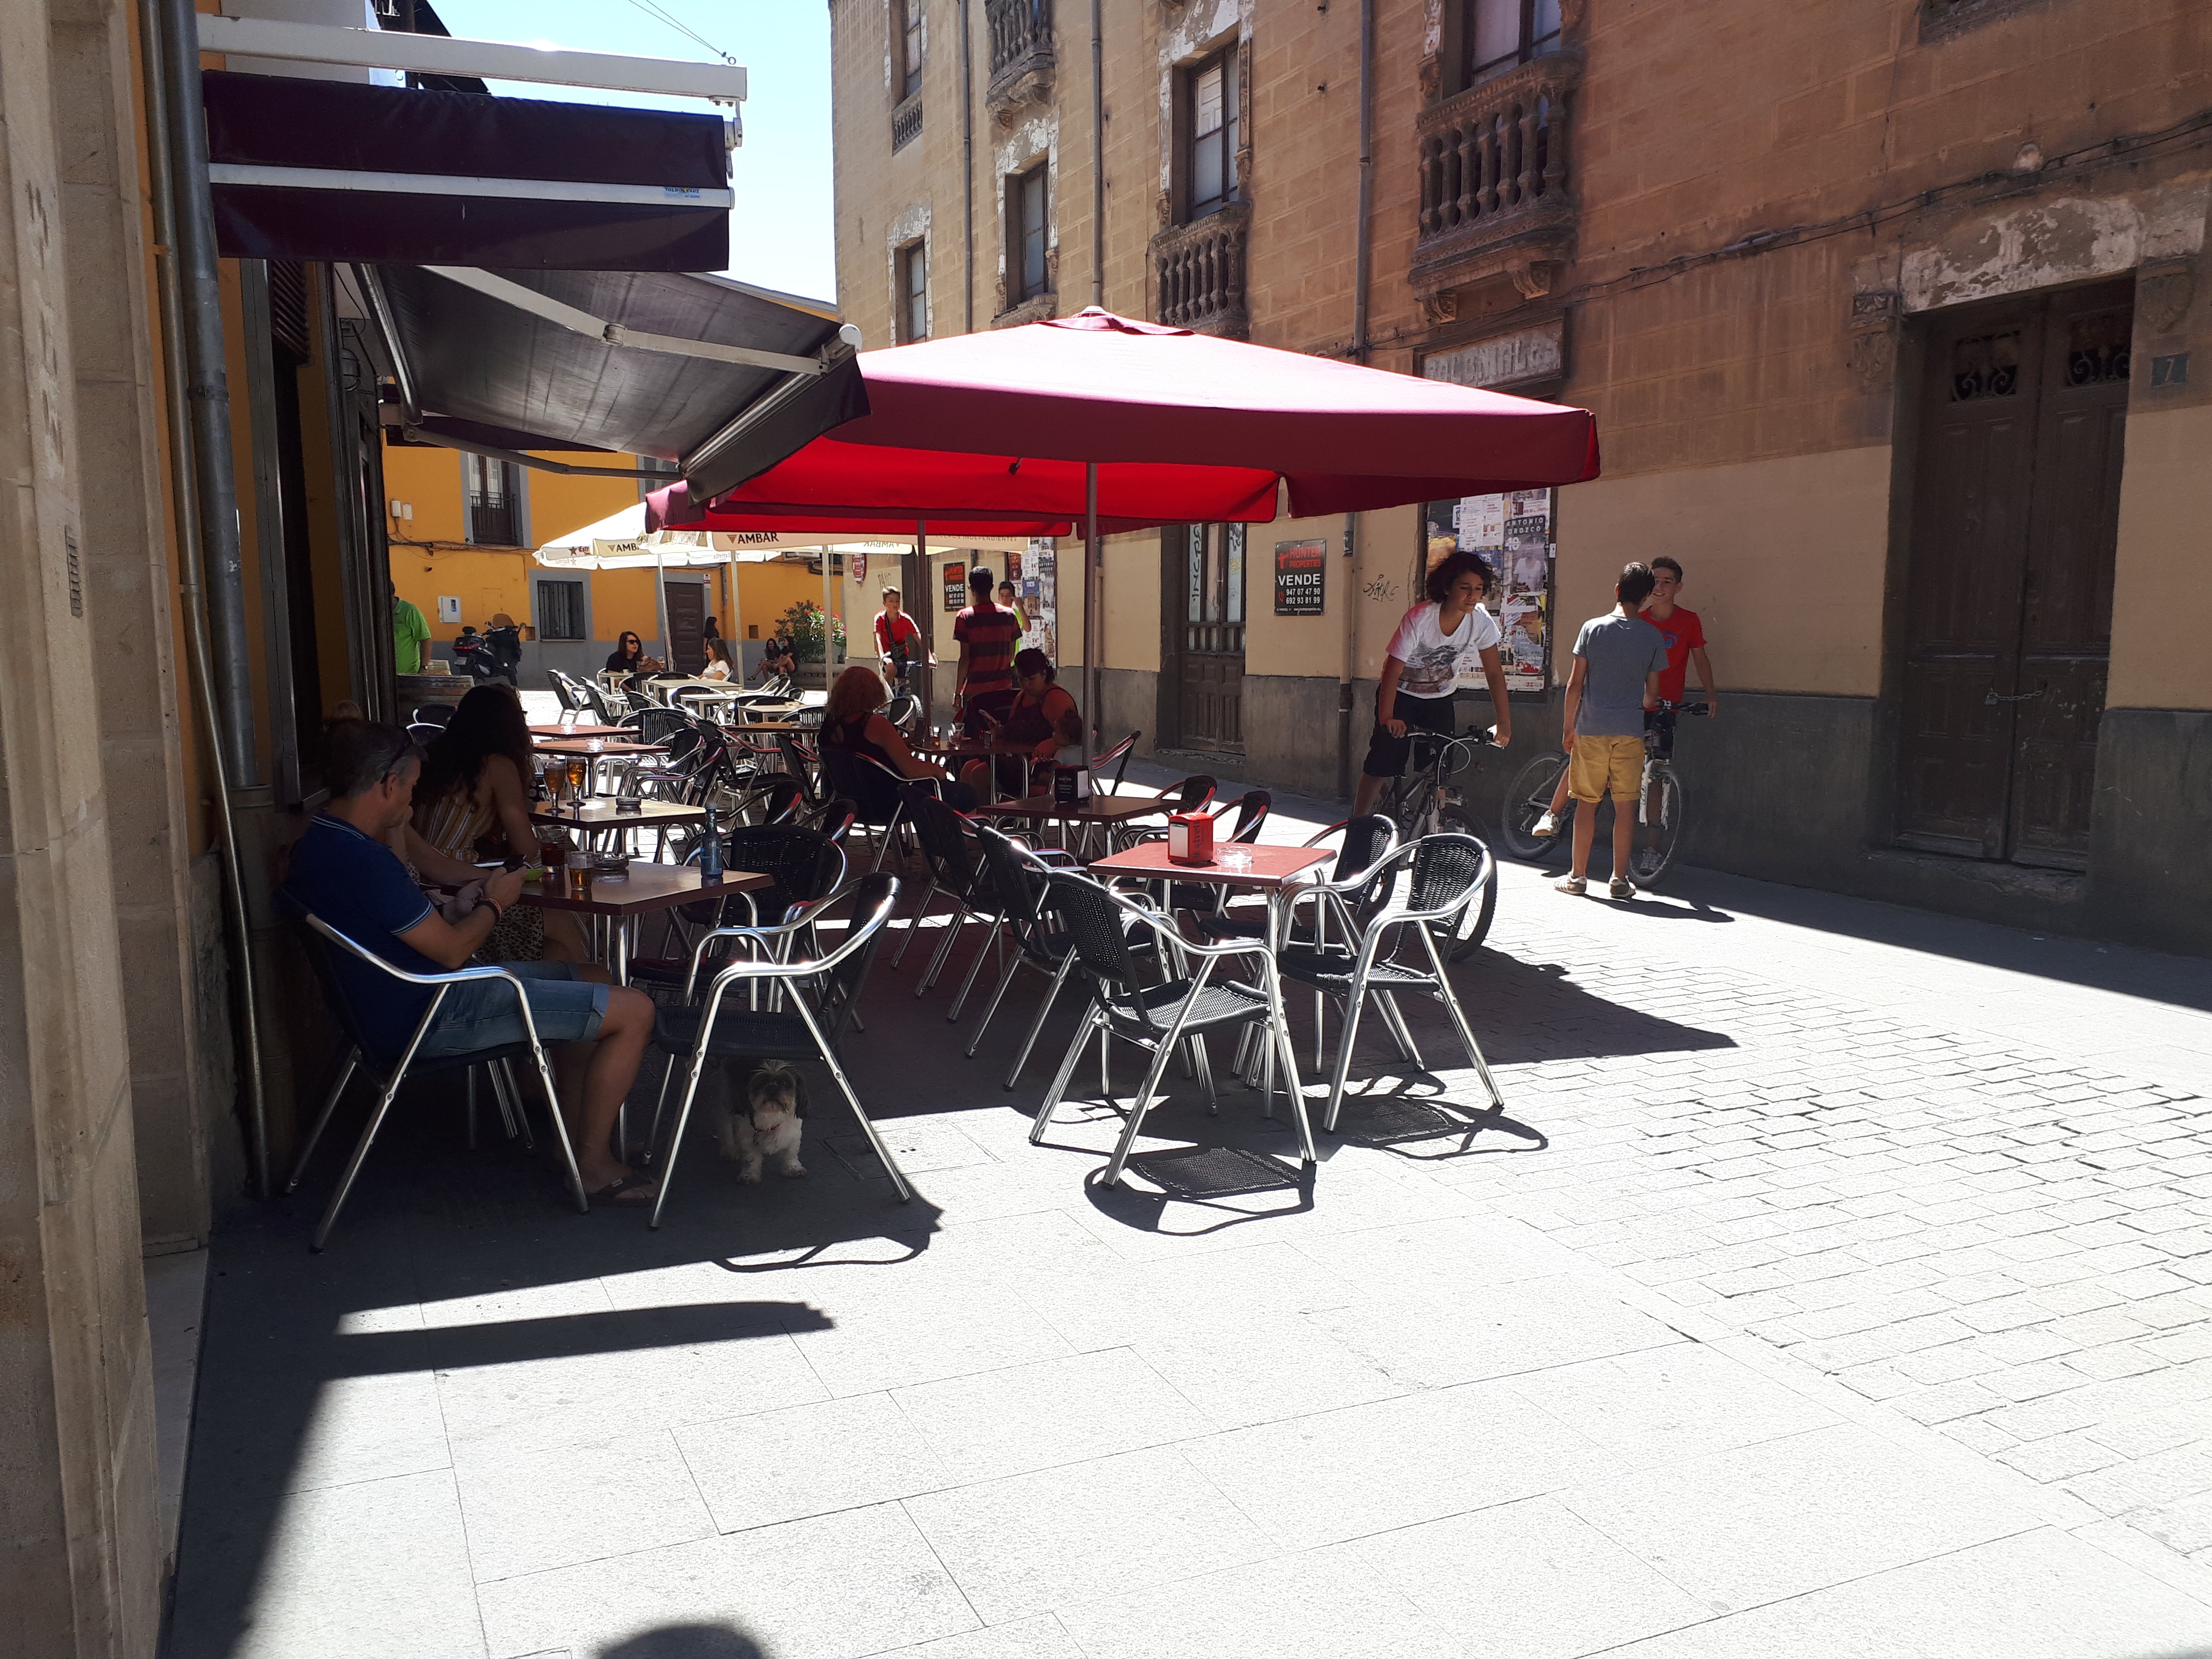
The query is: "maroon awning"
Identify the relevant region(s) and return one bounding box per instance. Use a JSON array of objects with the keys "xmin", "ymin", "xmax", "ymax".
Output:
[{"xmin": 201, "ymin": 72, "xmax": 731, "ymax": 271}]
